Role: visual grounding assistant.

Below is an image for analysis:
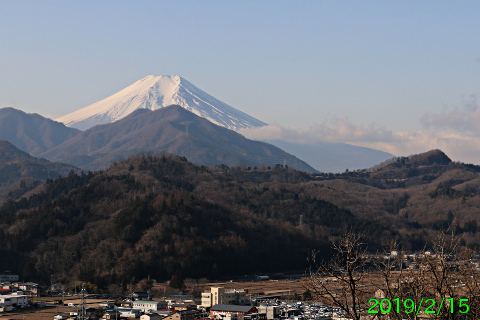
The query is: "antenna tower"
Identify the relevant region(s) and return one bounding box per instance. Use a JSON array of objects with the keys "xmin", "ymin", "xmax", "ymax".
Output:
[{"xmin": 79, "ymin": 282, "xmax": 87, "ymax": 320}]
